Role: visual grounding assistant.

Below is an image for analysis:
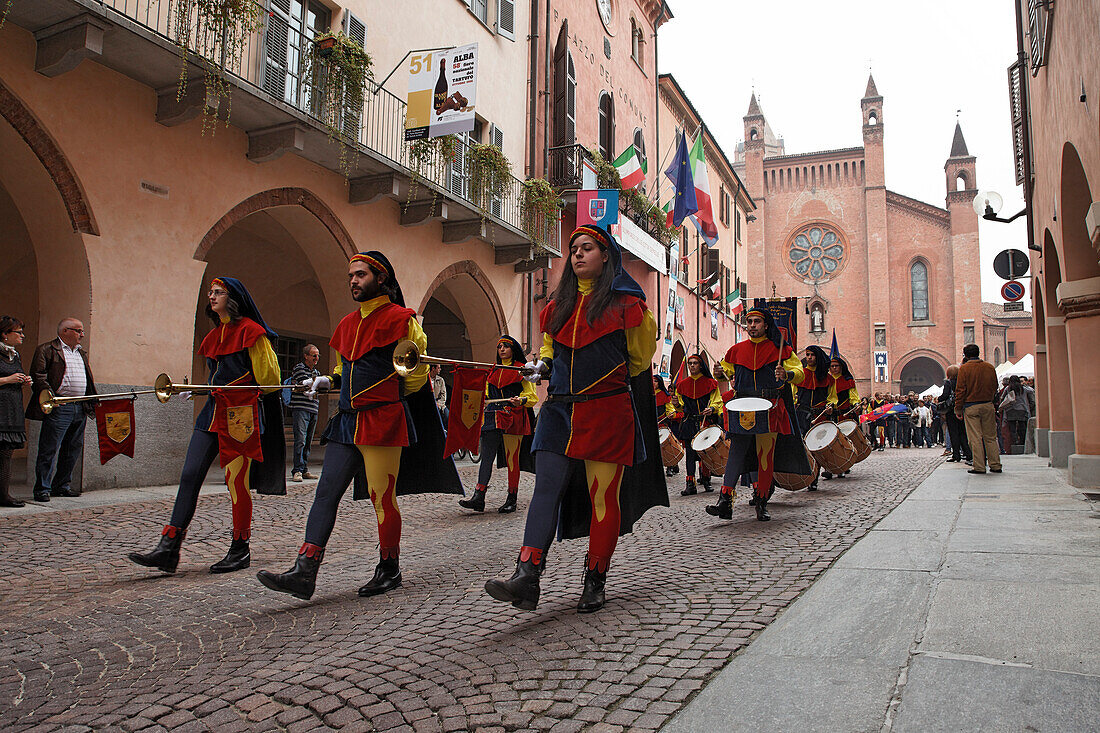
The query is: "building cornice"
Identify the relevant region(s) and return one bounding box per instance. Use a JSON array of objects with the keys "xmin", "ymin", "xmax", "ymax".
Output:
[
  {"xmin": 886, "ymin": 190, "xmax": 950, "ymax": 225},
  {"xmin": 762, "ymin": 147, "xmax": 864, "ymax": 166}
]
